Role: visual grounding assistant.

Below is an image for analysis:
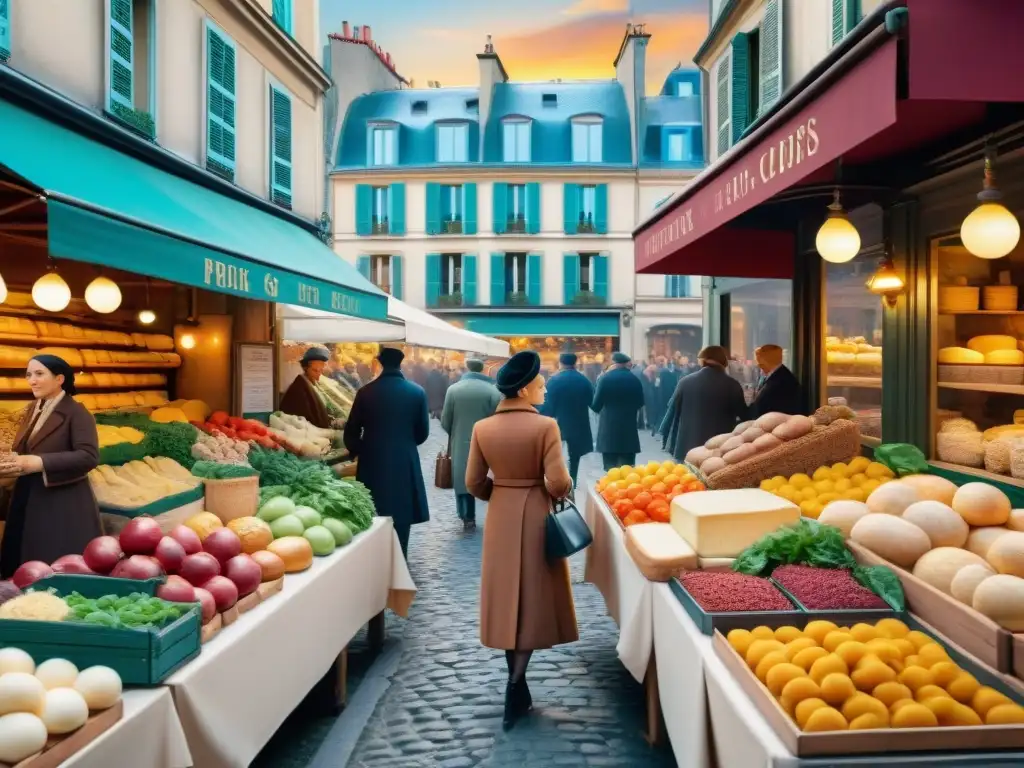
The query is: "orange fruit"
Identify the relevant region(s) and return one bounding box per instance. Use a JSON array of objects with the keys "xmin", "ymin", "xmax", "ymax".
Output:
[
  {"xmin": 624, "ymin": 510, "xmax": 649, "ymax": 526},
  {"xmin": 613, "ymin": 489, "xmax": 628, "ymax": 502},
  {"xmin": 624, "ymin": 473, "xmax": 642, "ymax": 485},
  {"xmin": 648, "ymin": 501, "xmax": 671, "ymax": 523},
  {"xmin": 633, "ymin": 491, "xmax": 653, "ymax": 510},
  {"xmin": 601, "ymin": 491, "xmax": 616, "ymax": 504},
  {"xmin": 684, "ymin": 480, "xmax": 706, "ymax": 492},
  {"xmin": 625, "ymin": 483, "xmax": 644, "ymax": 499},
  {"xmin": 650, "ymin": 482, "xmax": 668, "ymax": 495},
  {"xmin": 671, "ymin": 484, "xmax": 685, "ymax": 495},
  {"xmin": 654, "ymin": 468, "xmax": 669, "ymax": 481},
  {"xmin": 613, "ymin": 499, "xmax": 634, "ymax": 519},
  {"xmin": 641, "ymin": 475, "xmax": 658, "ymax": 489},
  {"xmin": 663, "ymin": 474, "xmax": 680, "ymax": 488}
]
